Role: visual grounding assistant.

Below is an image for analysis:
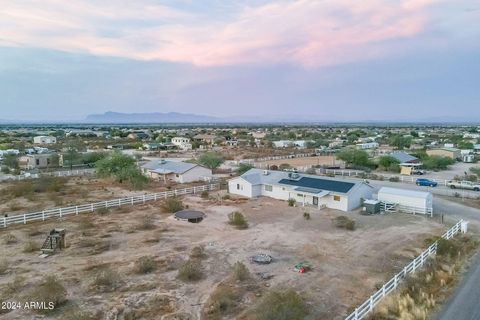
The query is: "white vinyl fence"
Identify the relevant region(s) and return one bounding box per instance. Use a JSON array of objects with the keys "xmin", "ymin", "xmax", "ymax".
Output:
[
  {"xmin": 345, "ymin": 219, "xmax": 468, "ymax": 320},
  {"xmin": 0, "ymin": 169, "xmax": 95, "ymax": 182},
  {"xmin": 2, "ymin": 183, "xmax": 219, "ymax": 229}
]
